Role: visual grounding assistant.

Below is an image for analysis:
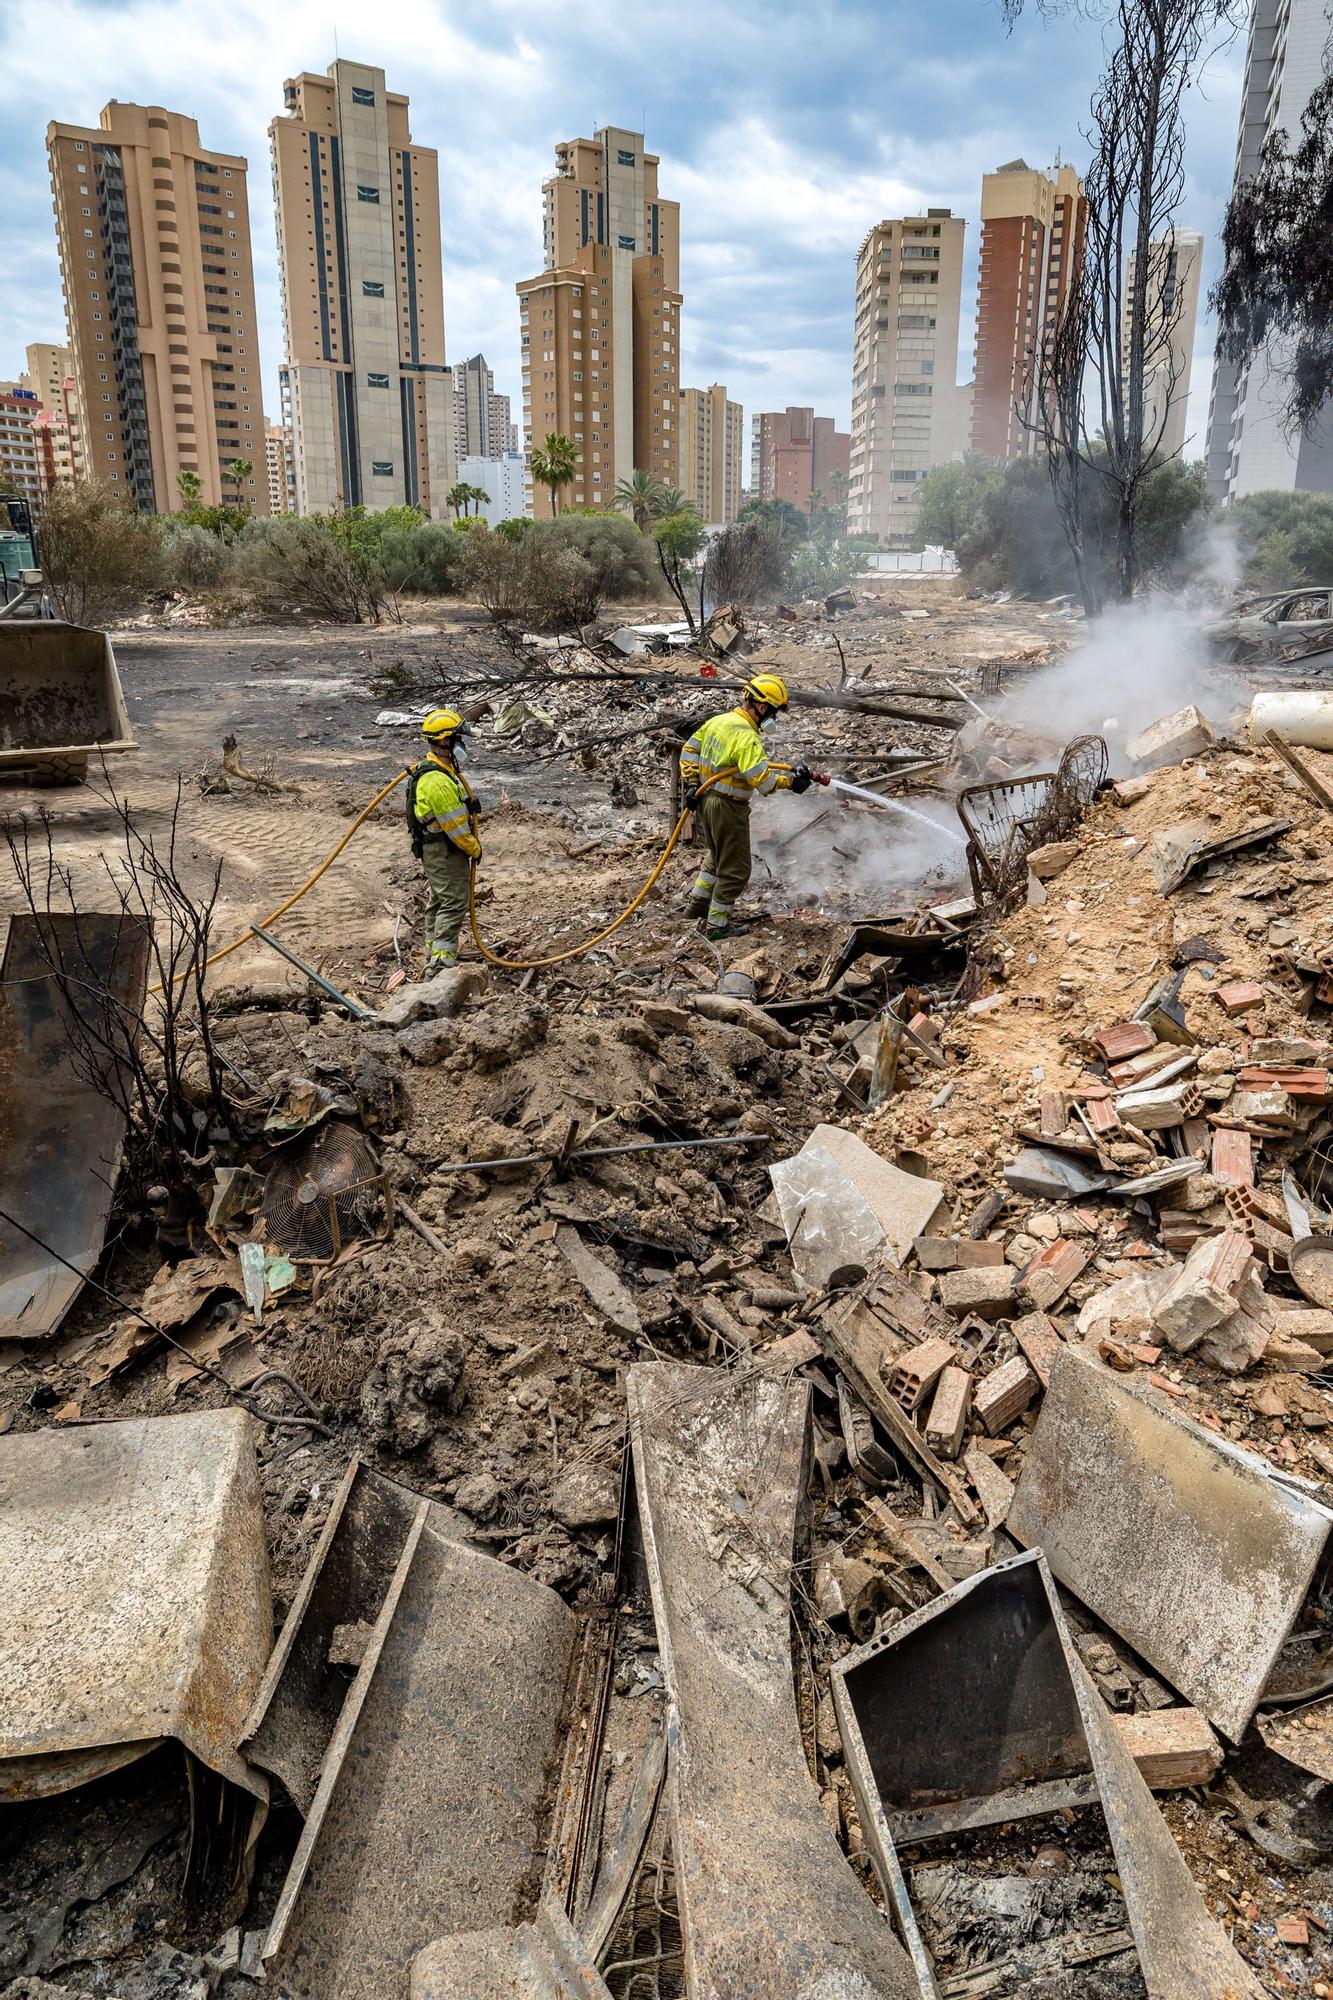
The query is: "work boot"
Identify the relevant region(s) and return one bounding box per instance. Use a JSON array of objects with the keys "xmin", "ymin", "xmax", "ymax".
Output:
[
  {"xmin": 684, "ymin": 897, "xmax": 711, "ymax": 919},
  {"xmin": 424, "ymin": 951, "xmax": 457, "ymax": 978},
  {"xmin": 703, "ymin": 919, "xmax": 750, "ymax": 942}
]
